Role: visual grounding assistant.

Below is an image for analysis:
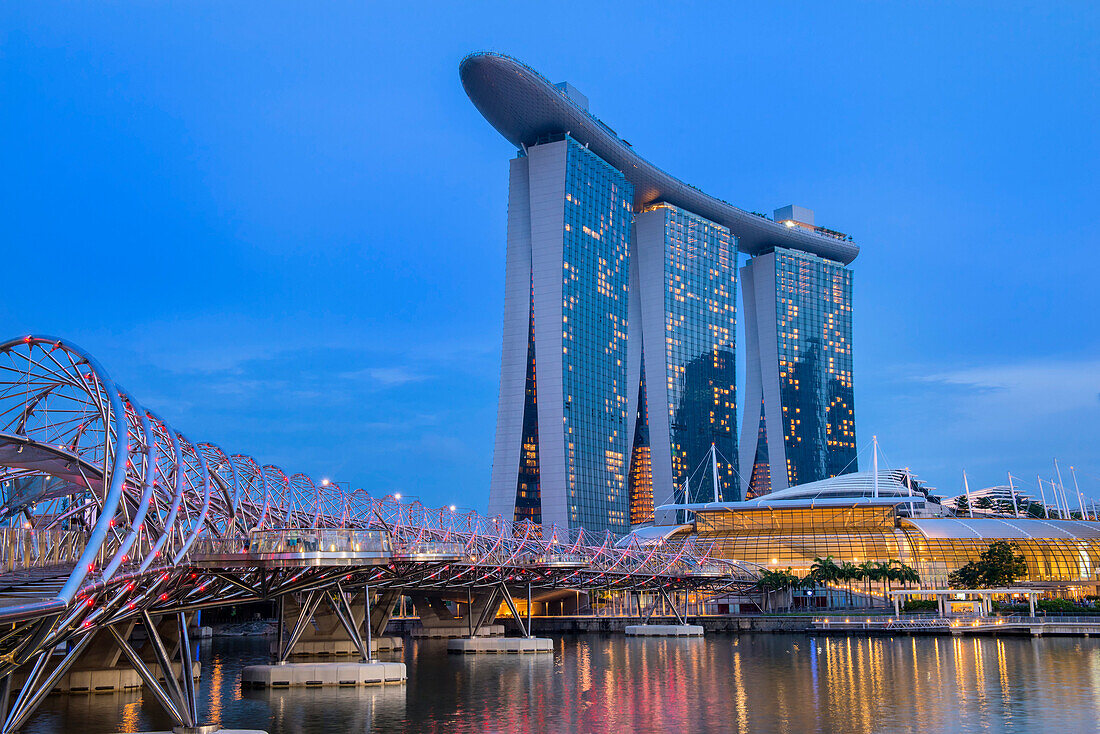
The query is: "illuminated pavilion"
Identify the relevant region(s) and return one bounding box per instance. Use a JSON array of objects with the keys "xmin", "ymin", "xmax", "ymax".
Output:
[{"xmin": 625, "ymin": 470, "xmax": 1100, "ymax": 593}]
